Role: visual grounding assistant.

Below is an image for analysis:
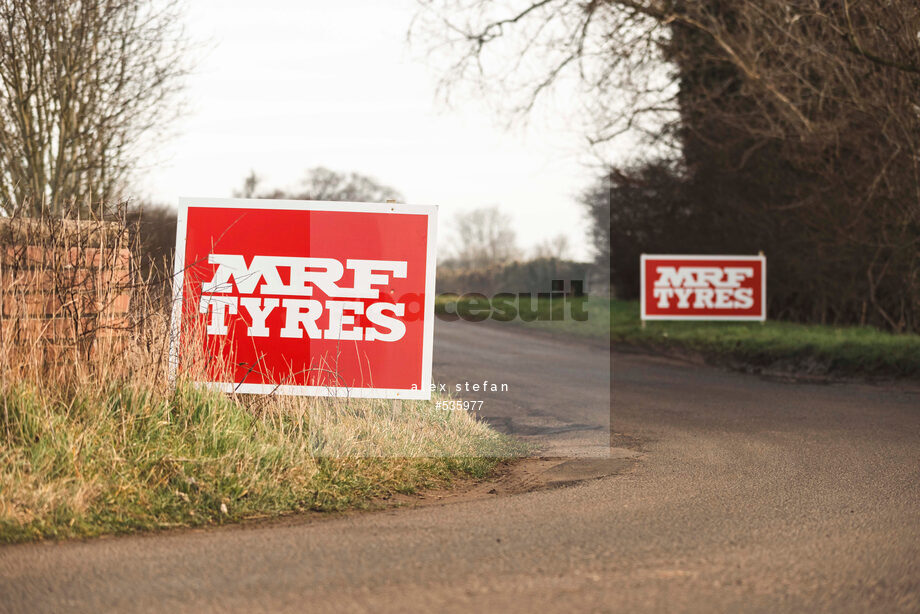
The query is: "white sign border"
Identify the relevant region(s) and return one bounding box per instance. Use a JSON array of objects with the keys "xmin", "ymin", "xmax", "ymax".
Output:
[
  {"xmin": 640, "ymin": 253, "xmax": 767, "ymax": 322},
  {"xmin": 169, "ymin": 196, "xmax": 438, "ymax": 400}
]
